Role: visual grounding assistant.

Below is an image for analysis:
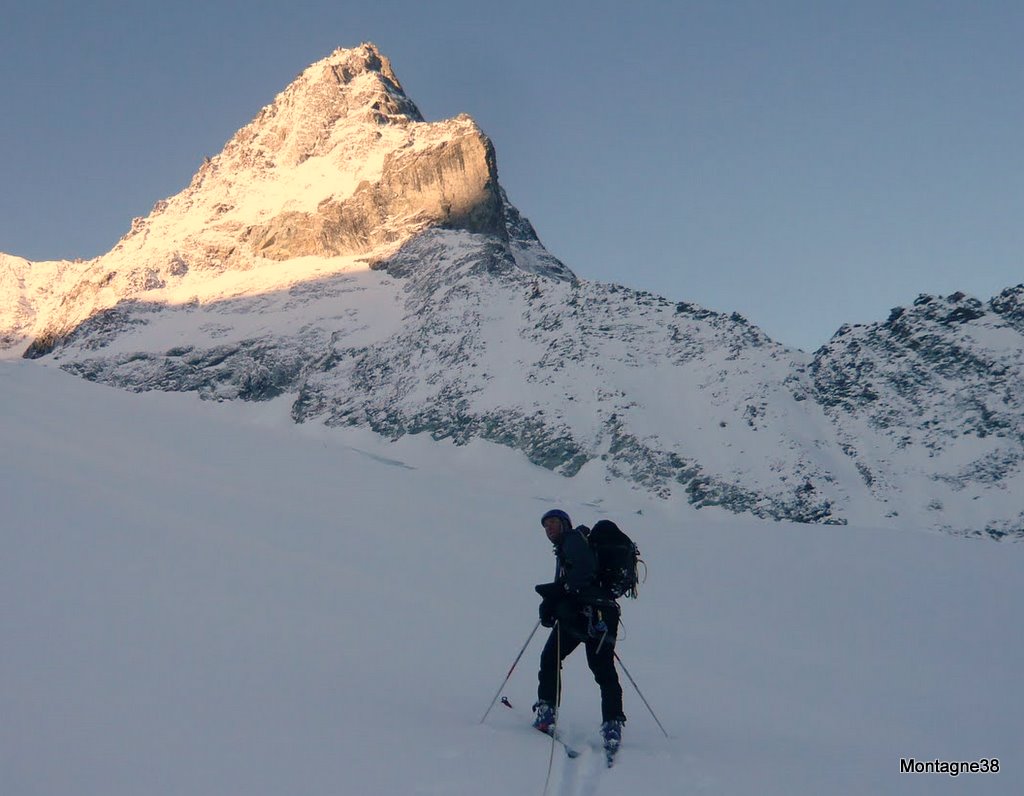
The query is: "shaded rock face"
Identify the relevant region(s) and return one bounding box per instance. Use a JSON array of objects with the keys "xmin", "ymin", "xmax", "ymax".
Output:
[
  {"xmin": 810, "ymin": 287, "xmax": 1024, "ymax": 538},
  {"xmin": 51, "ymin": 228, "xmax": 841, "ymax": 528},
  {"xmin": 811, "ymin": 289, "xmax": 1024, "ymax": 441}
]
